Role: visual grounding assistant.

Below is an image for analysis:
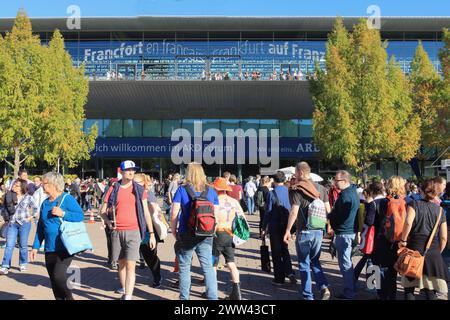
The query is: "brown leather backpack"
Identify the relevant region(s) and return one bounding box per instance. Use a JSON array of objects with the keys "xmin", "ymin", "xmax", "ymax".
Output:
[{"xmin": 394, "ymin": 208, "xmax": 442, "ymax": 279}]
